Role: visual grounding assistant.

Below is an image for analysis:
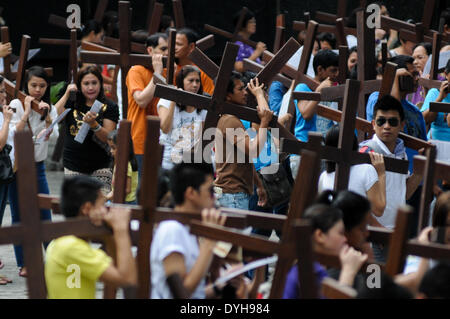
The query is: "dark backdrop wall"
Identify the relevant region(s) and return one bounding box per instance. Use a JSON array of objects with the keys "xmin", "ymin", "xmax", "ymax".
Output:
[{"xmin": 1, "ymin": 0, "xmax": 447, "ymax": 83}]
